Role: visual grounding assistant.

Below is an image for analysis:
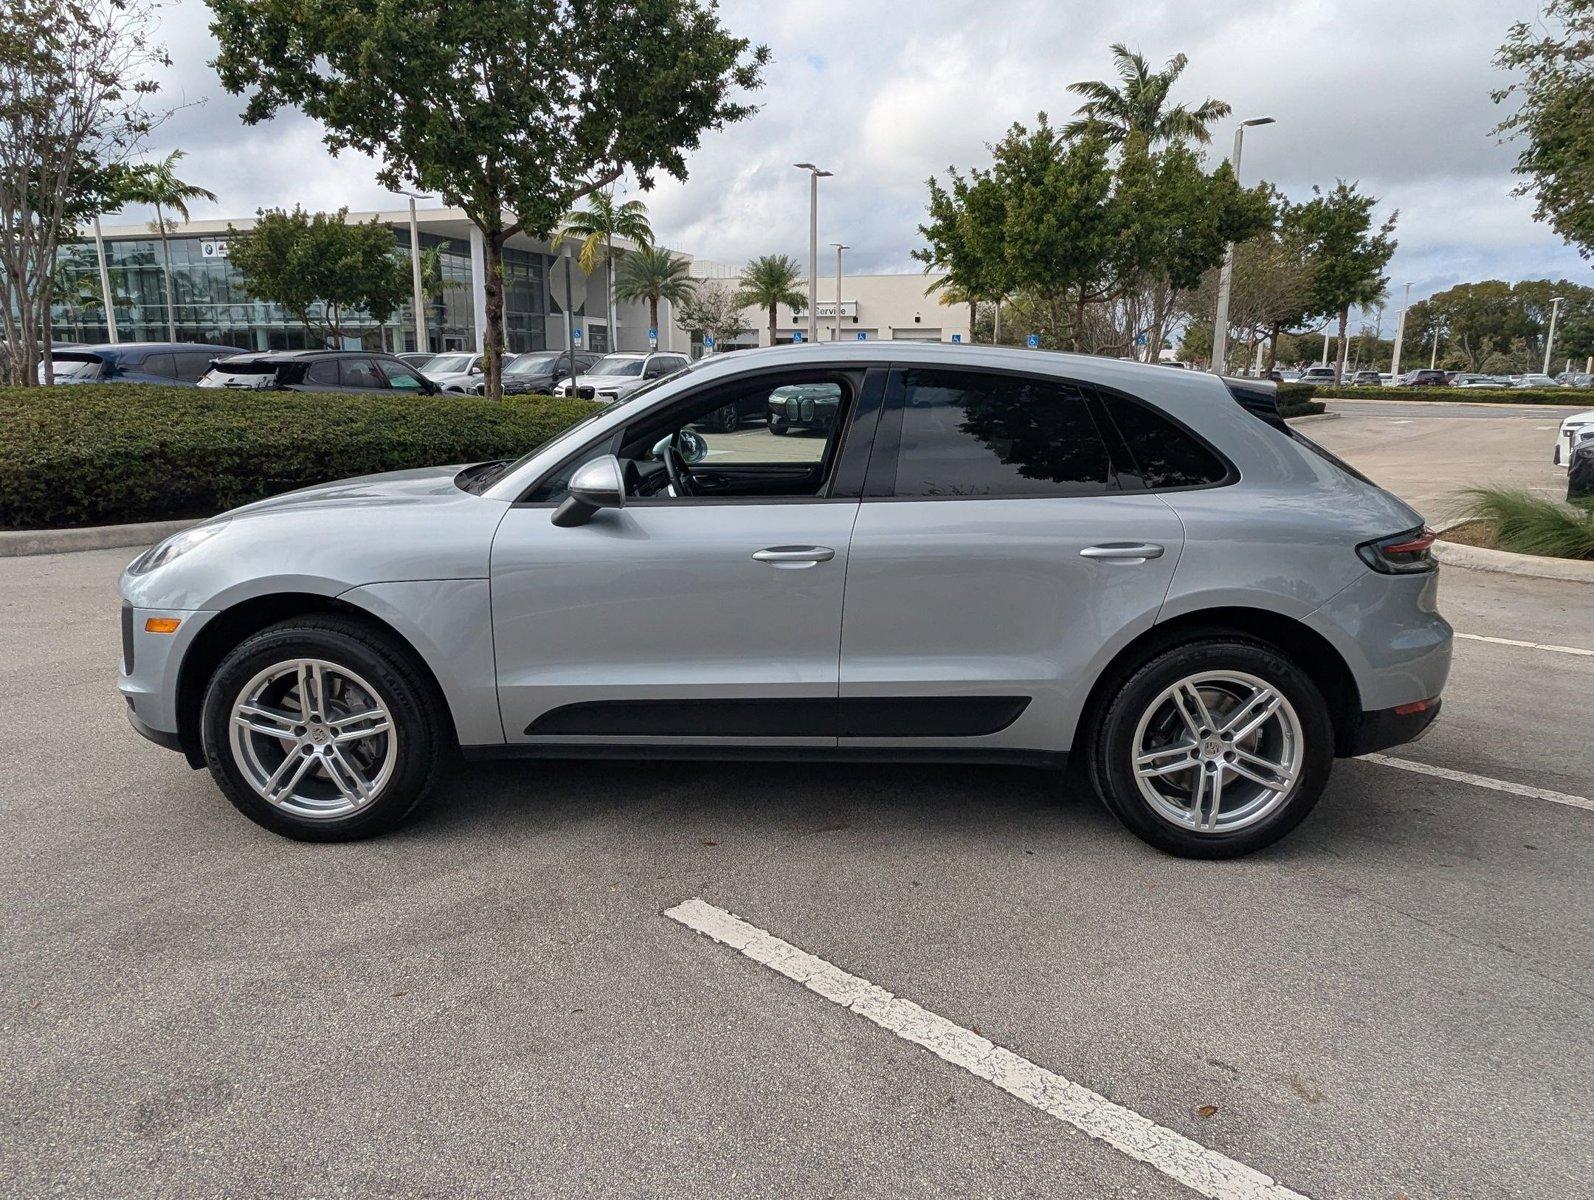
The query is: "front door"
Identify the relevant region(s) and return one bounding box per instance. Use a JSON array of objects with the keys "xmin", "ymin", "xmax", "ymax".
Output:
[
  {"xmin": 490, "ymin": 366, "xmax": 881, "ymax": 747},
  {"xmin": 838, "ymin": 365, "xmax": 1184, "ymax": 754}
]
